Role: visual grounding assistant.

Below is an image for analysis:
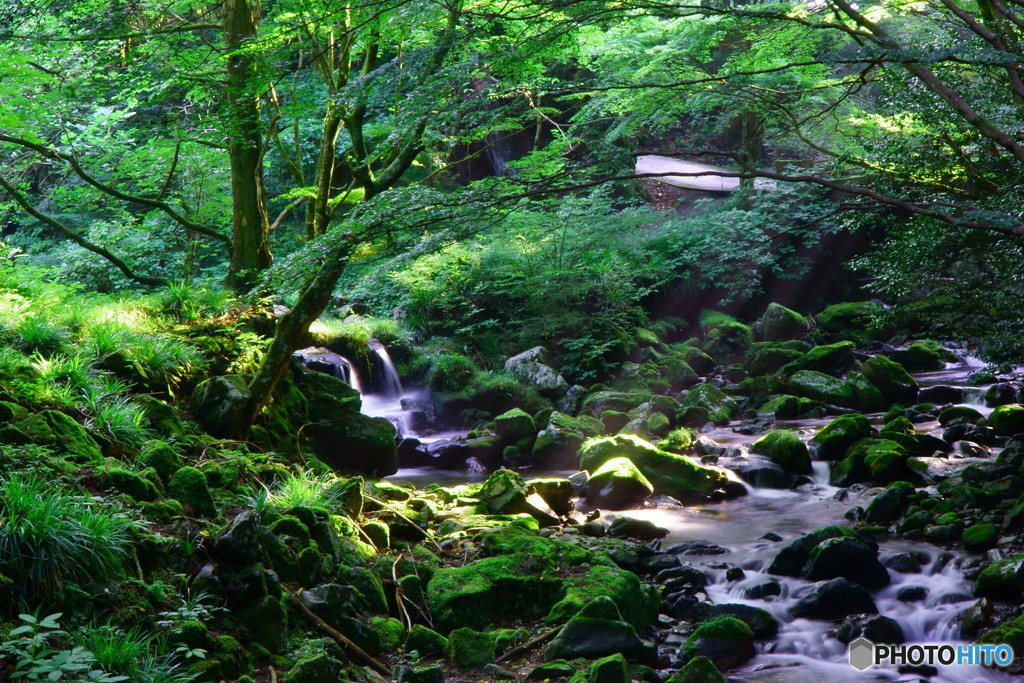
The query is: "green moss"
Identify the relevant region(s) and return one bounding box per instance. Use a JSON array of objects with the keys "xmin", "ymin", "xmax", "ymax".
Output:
[
  {"xmin": 963, "ymin": 523, "xmax": 999, "ymax": 552},
  {"xmin": 493, "ymin": 408, "xmax": 537, "ymax": 439},
  {"xmin": 682, "ymin": 384, "xmax": 737, "ymax": 423},
  {"xmin": 750, "ymin": 430, "xmax": 810, "ymax": 474},
  {"xmin": 167, "ymin": 466, "xmax": 217, "ymax": 517},
  {"xmin": 679, "ymin": 617, "xmax": 754, "ymax": 666},
  {"xmin": 938, "ymin": 406, "xmax": 983, "ymax": 426},
  {"xmin": 758, "ymin": 303, "xmax": 808, "ymax": 342},
  {"xmin": 106, "ymin": 467, "xmax": 159, "ymax": 501},
  {"xmin": 579, "ymin": 435, "xmax": 729, "ymax": 501},
  {"xmin": 407, "ymin": 625, "xmax": 448, "ymax": 655},
  {"xmin": 140, "ymin": 441, "xmax": 184, "ymax": 482},
  {"xmin": 974, "ymin": 554, "xmax": 1024, "ymax": 600},
  {"xmin": 816, "ymin": 301, "xmax": 884, "ymax": 333},
  {"xmin": 445, "ymin": 628, "xmax": 497, "ymax": 669},
  {"xmin": 990, "ymin": 405, "xmax": 1024, "ymax": 436},
  {"xmin": 546, "ymin": 563, "xmax": 660, "ymax": 629},
  {"xmin": 978, "ymin": 614, "xmax": 1024, "ymax": 652},
  {"xmin": 17, "ymin": 410, "xmax": 103, "ymax": 464},
  {"xmin": 861, "ymin": 356, "xmax": 918, "ymax": 405},
  {"xmin": 788, "ymin": 370, "xmax": 856, "ymax": 407},
  {"xmin": 368, "ymin": 616, "xmax": 405, "ymax": 652},
  {"xmin": 863, "ymin": 440, "xmax": 912, "ymax": 484},
  {"xmin": 782, "ymin": 341, "xmax": 855, "ymax": 375},
  {"xmin": 665, "ymin": 656, "xmax": 725, "ymax": 683},
  {"xmin": 810, "ymin": 414, "xmax": 873, "ymax": 461},
  {"xmin": 657, "ymin": 427, "xmax": 698, "ymax": 453},
  {"xmin": 767, "ymin": 525, "xmax": 857, "ymax": 576}
]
